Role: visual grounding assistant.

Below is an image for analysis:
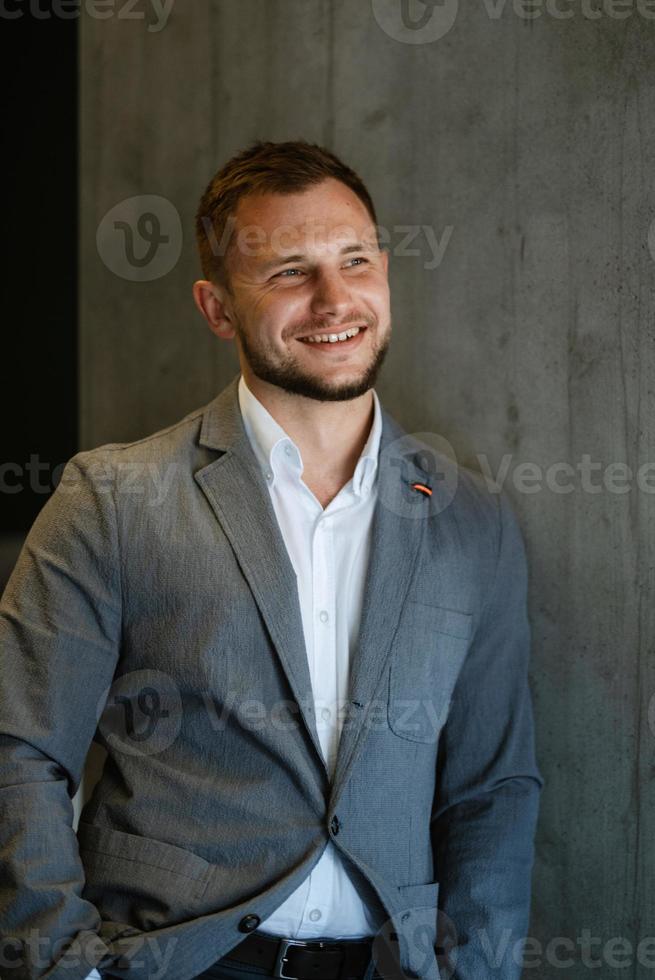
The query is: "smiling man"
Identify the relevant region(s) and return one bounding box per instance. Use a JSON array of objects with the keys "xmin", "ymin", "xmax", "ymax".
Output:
[
  {"xmin": 192, "ymin": 162, "xmax": 392, "ymax": 510},
  {"xmin": 0, "ymin": 141, "xmax": 543, "ymax": 980}
]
